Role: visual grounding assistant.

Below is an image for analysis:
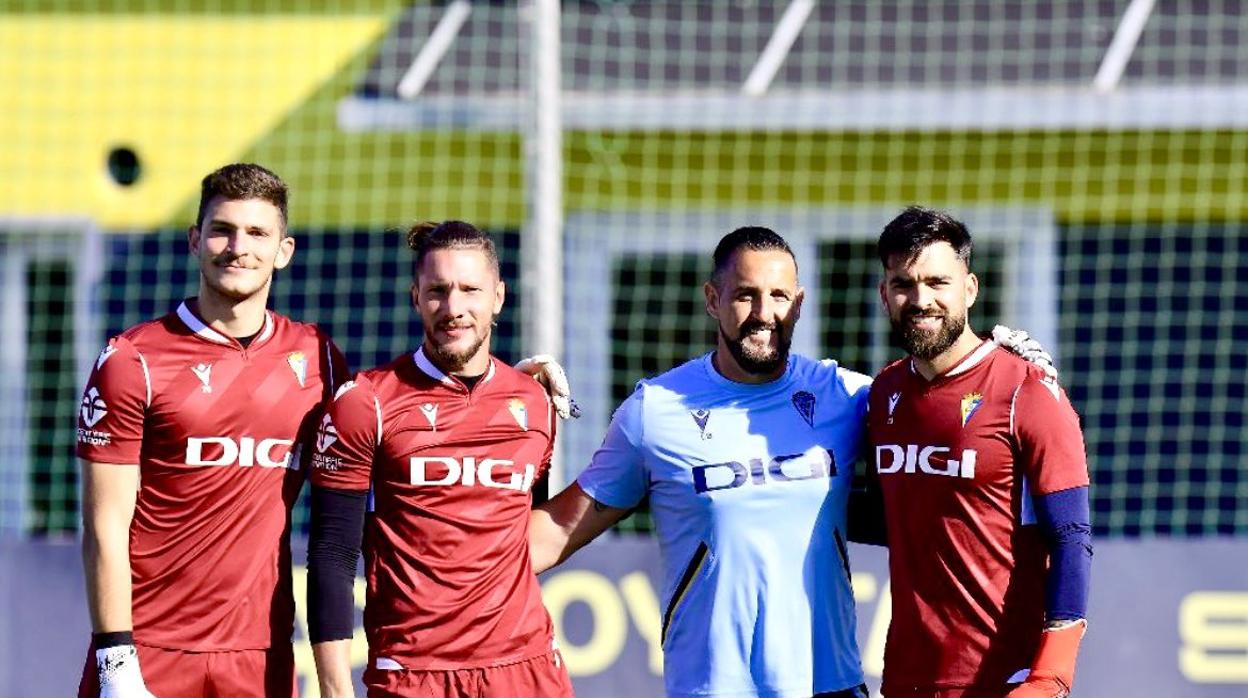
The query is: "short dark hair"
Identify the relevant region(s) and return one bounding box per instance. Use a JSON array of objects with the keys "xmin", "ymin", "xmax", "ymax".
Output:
[
  {"xmin": 711, "ymin": 226, "xmax": 797, "ymax": 287},
  {"xmin": 407, "ymin": 220, "xmax": 500, "ymax": 279},
  {"xmin": 196, "ymin": 163, "xmax": 289, "ymax": 232},
  {"xmin": 877, "ymin": 206, "xmax": 973, "ymax": 268}
]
